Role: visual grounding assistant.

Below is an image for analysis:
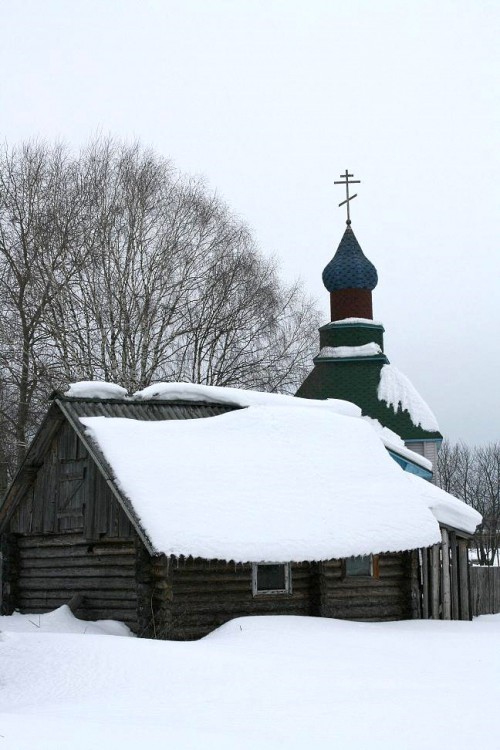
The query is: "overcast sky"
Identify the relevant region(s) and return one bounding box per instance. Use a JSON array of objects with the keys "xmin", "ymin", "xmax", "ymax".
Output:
[{"xmin": 2, "ymin": 0, "xmax": 499, "ymax": 443}]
